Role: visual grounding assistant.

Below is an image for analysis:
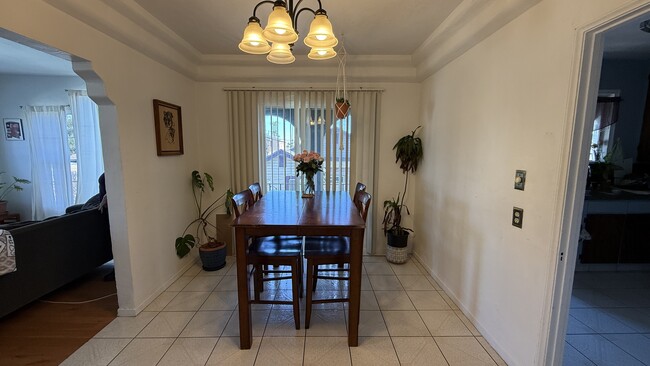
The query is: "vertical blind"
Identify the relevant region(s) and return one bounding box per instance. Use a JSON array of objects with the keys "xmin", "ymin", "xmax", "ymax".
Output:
[{"xmin": 227, "ymin": 88, "xmax": 382, "ymax": 254}]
